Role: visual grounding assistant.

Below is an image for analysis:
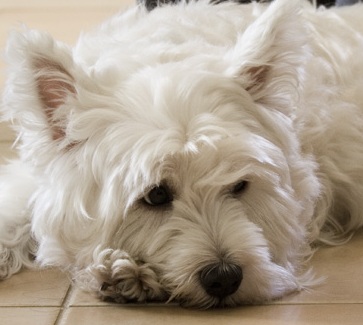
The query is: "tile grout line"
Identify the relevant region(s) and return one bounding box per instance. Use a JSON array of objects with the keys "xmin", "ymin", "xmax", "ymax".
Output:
[{"xmin": 53, "ymin": 284, "xmax": 76, "ymax": 325}]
